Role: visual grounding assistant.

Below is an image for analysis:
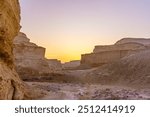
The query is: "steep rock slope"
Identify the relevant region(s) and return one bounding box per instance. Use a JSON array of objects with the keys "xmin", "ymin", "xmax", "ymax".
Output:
[
  {"xmin": 14, "ymin": 32, "xmax": 51, "ymax": 79},
  {"xmin": 13, "ymin": 32, "xmax": 63, "ymax": 80},
  {"xmin": 0, "ymin": 0, "xmax": 26, "ymax": 99}
]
